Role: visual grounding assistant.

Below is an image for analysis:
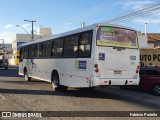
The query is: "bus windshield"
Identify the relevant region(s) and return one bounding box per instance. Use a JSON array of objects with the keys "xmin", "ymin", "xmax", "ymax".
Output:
[{"xmin": 96, "ymin": 26, "xmax": 138, "ymax": 49}]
